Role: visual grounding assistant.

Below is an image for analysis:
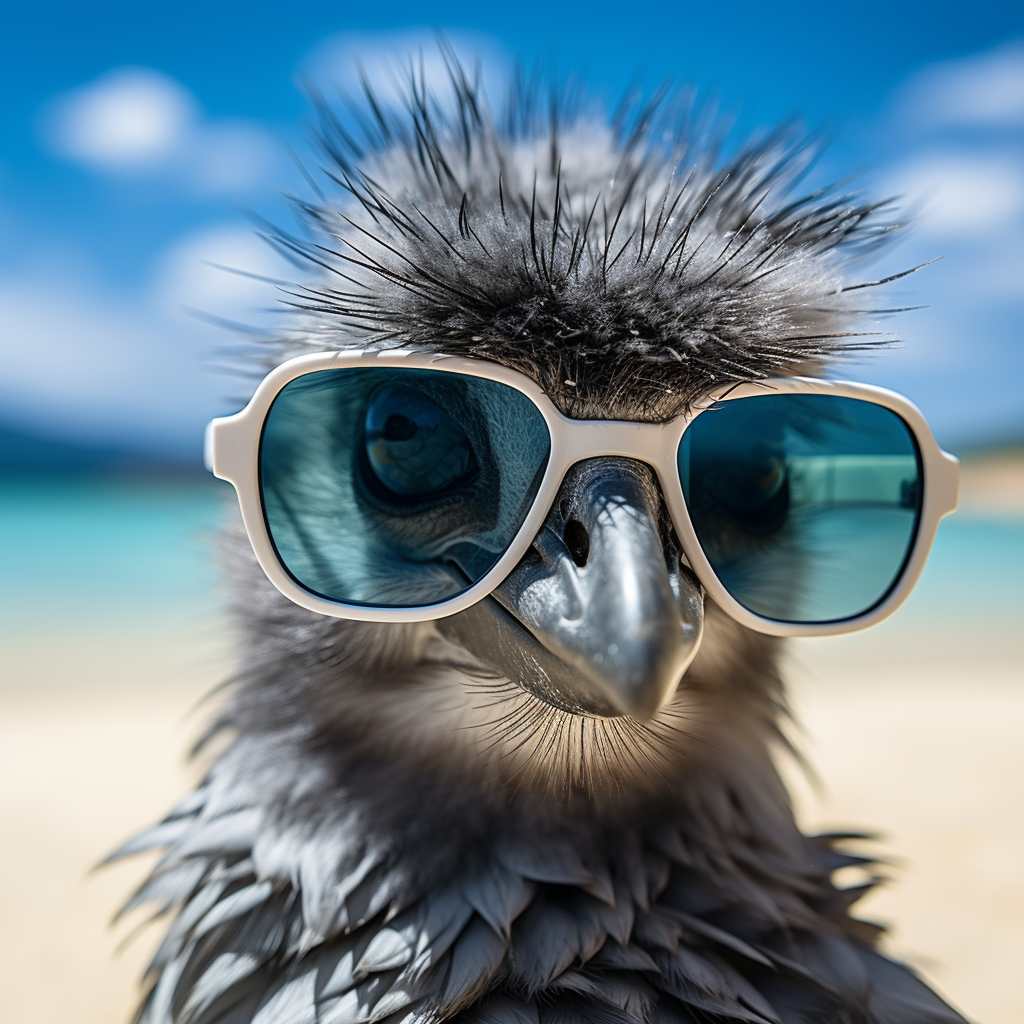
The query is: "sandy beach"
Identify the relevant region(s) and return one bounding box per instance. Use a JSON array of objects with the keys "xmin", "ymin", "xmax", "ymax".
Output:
[{"xmin": 1, "ymin": 455, "xmax": 1021, "ymax": 1024}]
